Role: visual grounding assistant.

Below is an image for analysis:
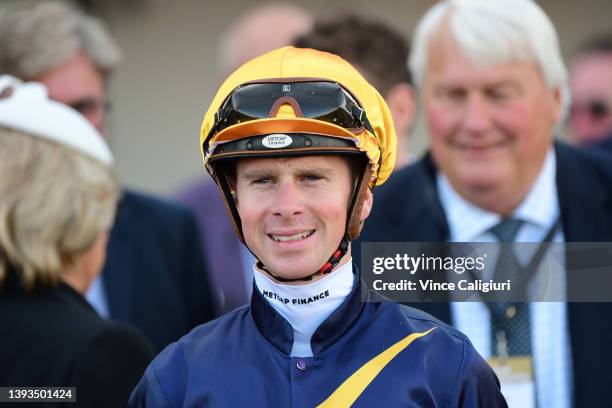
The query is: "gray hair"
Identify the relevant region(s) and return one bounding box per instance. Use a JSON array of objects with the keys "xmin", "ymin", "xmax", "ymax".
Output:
[
  {"xmin": 409, "ymin": 0, "xmax": 570, "ymax": 122},
  {"xmin": 0, "ymin": 1, "xmax": 122, "ymax": 80},
  {"xmin": 0, "ymin": 128, "xmax": 119, "ymax": 290}
]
